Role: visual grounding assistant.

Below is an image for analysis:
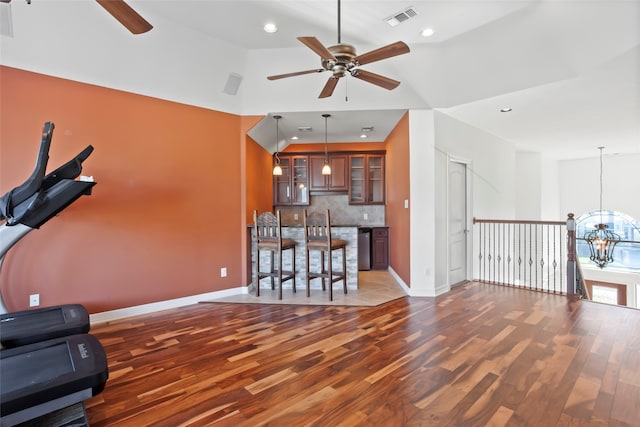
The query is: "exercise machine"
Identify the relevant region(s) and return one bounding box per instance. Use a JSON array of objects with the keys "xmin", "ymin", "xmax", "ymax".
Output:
[
  {"xmin": 0, "ymin": 122, "xmax": 108, "ymax": 426},
  {"xmin": 0, "ymin": 122, "xmax": 95, "ymax": 348},
  {"xmin": 0, "ymin": 333, "xmax": 108, "ymax": 426}
]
